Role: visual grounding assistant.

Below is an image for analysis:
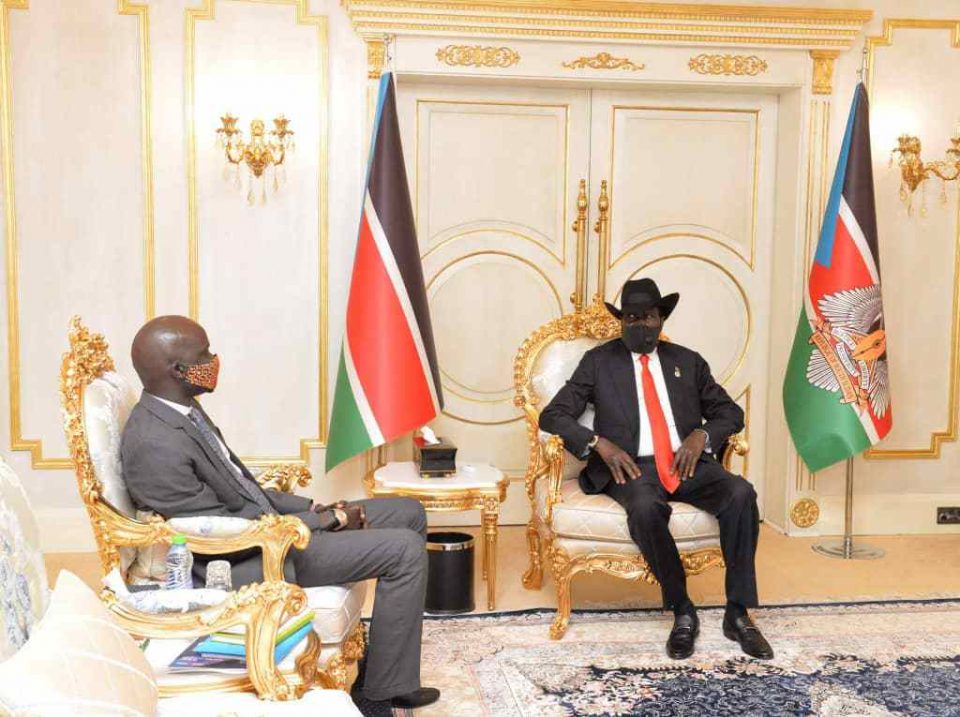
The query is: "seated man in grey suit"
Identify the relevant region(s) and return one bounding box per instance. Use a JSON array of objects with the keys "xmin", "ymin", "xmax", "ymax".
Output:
[{"xmin": 120, "ymin": 316, "xmax": 439, "ymax": 710}]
